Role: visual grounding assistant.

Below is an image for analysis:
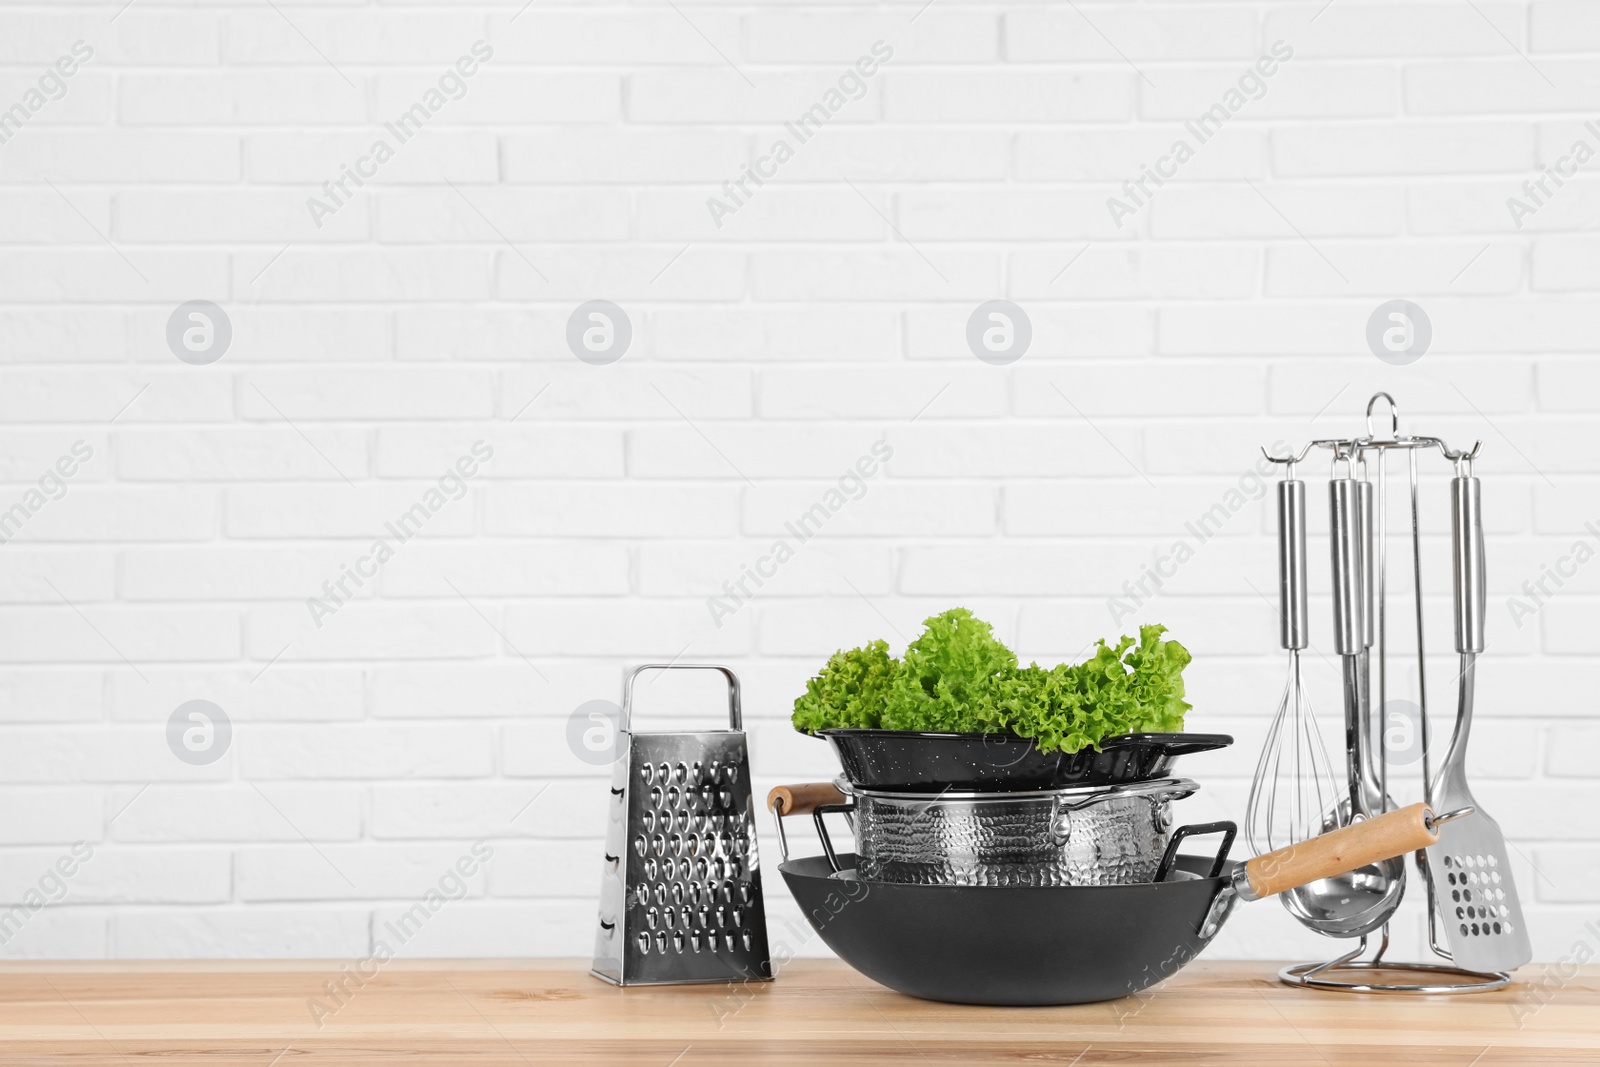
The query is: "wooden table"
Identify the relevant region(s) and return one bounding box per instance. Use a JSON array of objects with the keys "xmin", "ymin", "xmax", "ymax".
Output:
[{"xmin": 0, "ymin": 959, "xmax": 1594, "ymax": 1065}]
